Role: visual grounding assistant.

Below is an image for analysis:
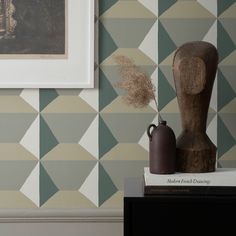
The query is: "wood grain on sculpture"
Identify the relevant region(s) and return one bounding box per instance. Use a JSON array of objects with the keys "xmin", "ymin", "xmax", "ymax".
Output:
[{"xmin": 173, "ymin": 41, "xmax": 218, "ymax": 173}]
